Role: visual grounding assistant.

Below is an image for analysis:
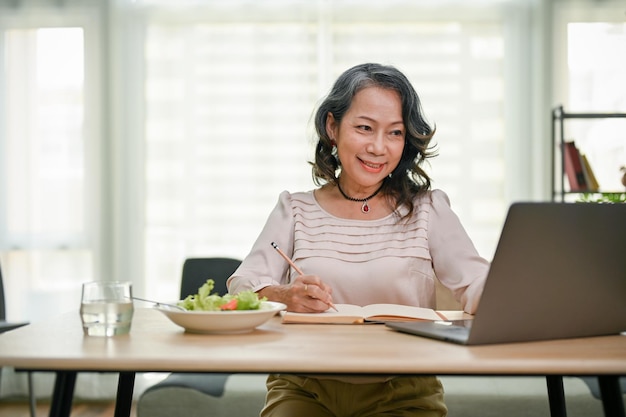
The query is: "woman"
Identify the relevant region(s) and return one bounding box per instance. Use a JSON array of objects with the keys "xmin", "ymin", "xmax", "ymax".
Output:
[{"xmin": 228, "ymin": 63, "xmax": 489, "ymax": 417}]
